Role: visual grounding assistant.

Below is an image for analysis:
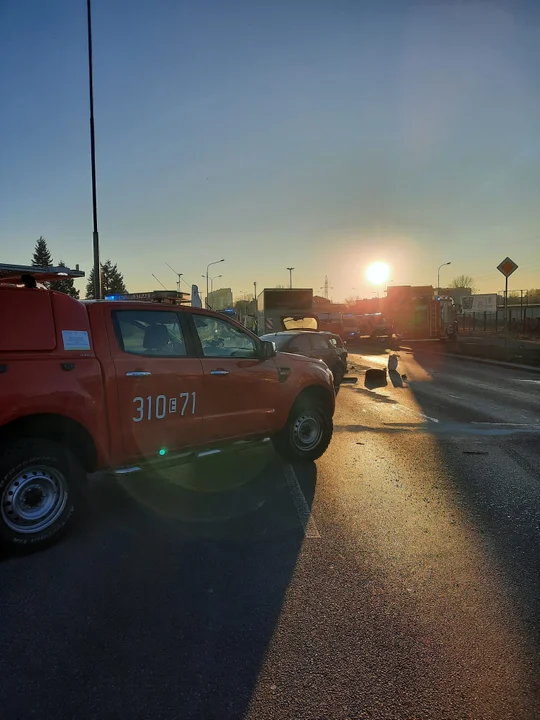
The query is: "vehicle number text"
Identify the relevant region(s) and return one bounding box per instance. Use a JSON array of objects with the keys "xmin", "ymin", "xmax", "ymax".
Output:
[{"xmin": 132, "ymin": 393, "xmax": 196, "ymax": 423}]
